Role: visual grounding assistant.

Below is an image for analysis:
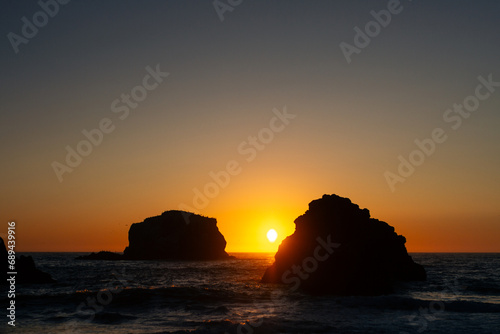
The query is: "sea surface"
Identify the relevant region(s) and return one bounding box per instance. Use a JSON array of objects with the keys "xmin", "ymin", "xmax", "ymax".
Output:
[{"xmin": 3, "ymin": 253, "xmax": 500, "ymax": 333}]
